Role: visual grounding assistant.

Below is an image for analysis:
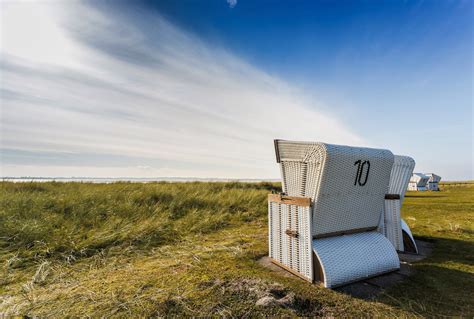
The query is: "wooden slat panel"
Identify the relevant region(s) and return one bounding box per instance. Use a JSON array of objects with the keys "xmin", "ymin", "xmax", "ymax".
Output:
[
  {"xmin": 270, "ymin": 258, "xmax": 313, "ymax": 282},
  {"xmin": 268, "ymin": 194, "xmax": 311, "ymax": 207},
  {"xmin": 312, "ymin": 226, "xmax": 377, "ymax": 239}
]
